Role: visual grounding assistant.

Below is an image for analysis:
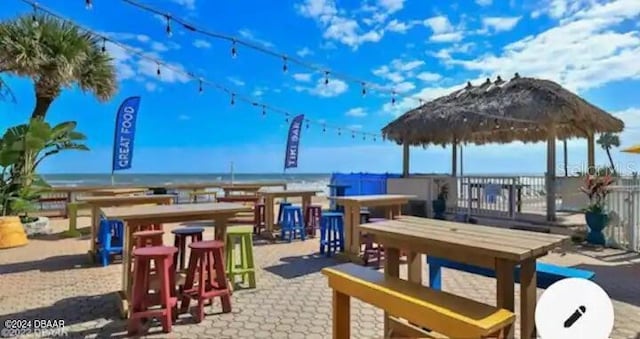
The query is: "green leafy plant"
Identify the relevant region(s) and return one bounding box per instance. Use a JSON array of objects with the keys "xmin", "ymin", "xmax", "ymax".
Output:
[
  {"xmin": 0, "ymin": 119, "xmax": 88, "ymax": 218},
  {"xmin": 580, "ymin": 174, "xmax": 613, "ymax": 214}
]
